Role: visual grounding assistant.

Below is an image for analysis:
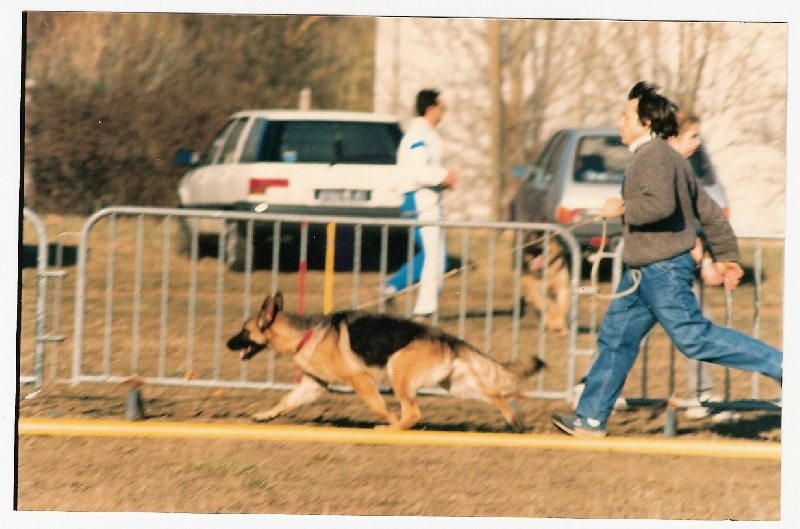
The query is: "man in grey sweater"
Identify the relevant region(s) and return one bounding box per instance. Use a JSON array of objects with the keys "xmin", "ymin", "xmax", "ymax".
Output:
[{"xmin": 551, "ymin": 82, "xmax": 783, "ymax": 437}]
